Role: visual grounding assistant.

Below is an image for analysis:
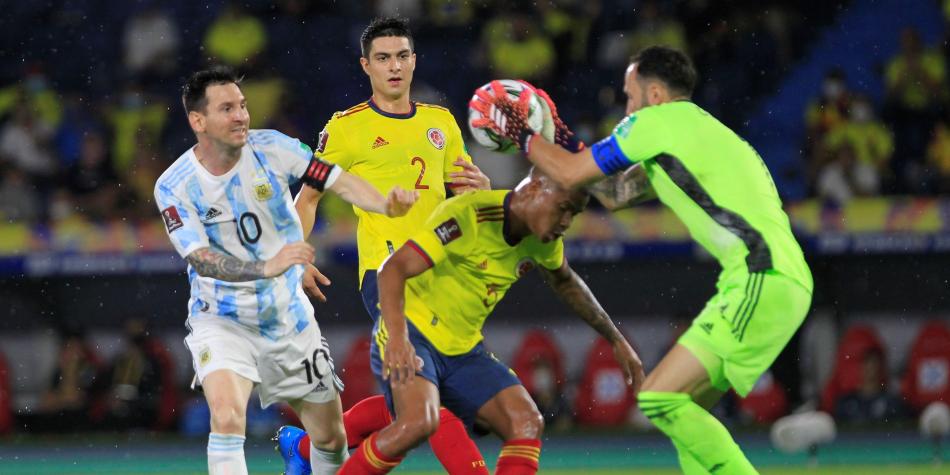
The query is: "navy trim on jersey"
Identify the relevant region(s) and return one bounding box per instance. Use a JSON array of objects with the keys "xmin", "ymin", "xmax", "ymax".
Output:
[
  {"xmin": 591, "ymin": 135, "xmax": 630, "ymax": 175},
  {"xmin": 368, "ymin": 98, "xmax": 417, "ymax": 119},
  {"xmin": 654, "ymin": 153, "xmax": 773, "ymax": 273},
  {"xmin": 501, "ymin": 192, "xmax": 520, "ymax": 246}
]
